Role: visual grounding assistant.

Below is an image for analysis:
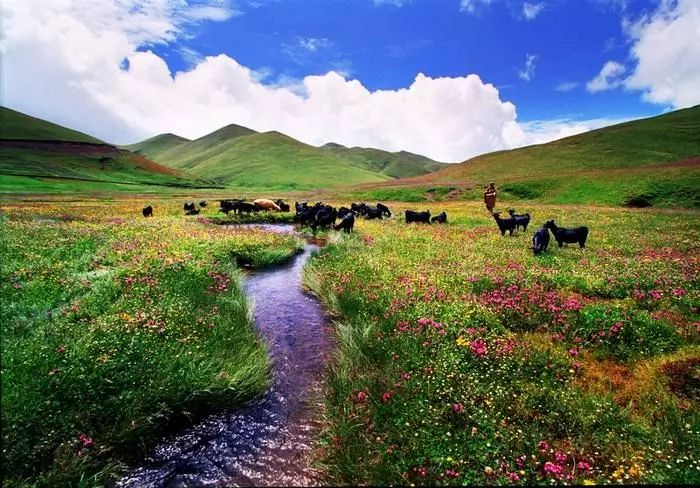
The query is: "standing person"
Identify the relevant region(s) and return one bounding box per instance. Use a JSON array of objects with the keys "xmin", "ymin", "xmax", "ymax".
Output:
[{"xmin": 484, "ymin": 182, "xmax": 497, "ymax": 213}]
